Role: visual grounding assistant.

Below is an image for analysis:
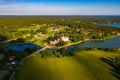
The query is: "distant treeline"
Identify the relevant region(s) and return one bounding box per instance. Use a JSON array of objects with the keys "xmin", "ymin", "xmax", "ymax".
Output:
[
  {"xmin": 0, "ymin": 16, "xmax": 120, "ymax": 41},
  {"xmin": 0, "ymin": 16, "xmax": 120, "ymax": 29}
]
